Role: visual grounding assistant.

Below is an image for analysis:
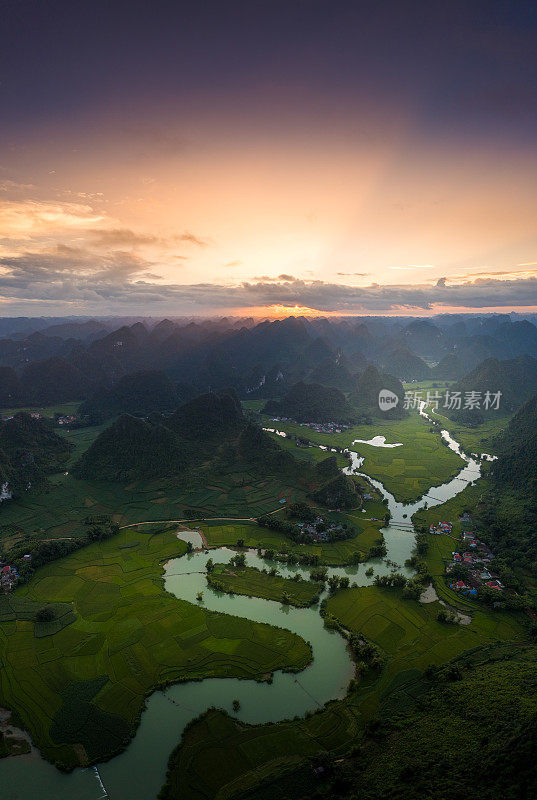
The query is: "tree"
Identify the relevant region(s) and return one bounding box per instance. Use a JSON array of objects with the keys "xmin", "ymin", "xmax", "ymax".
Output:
[
  {"xmin": 339, "ymin": 576, "xmax": 350, "ymax": 589},
  {"xmin": 206, "ymin": 558, "xmax": 214, "ymax": 573},
  {"xmin": 232, "ymin": 699, "xmax": 240, "ymax": 712},
  {"xmin": 35, "ymin": 606, "xmax": 55, "ymax": 624},
  {"xmin": 310, "ymin": 566, "xmax": 328, "ymax": 582},
  {"xmin": 186, "ymin": 541, "xmax": 193, "ymax": 553},
  {"xmin": 282, "ymin": 591, "xmax": 291, "ymax": 605},
  {"xmin": 236, "ymin": 538, "xmax": 245, "ymax": 547},
  {"xmin": 328, "ymin": 575, "xmax": 340, "ymax": 593},
  {"xmin": 196, "ymin": 591, "xmax": 203, "ymax": 602},
  {"xmin": 230, "ymin": 552, "xmax": 246, "ymax": 568}
]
